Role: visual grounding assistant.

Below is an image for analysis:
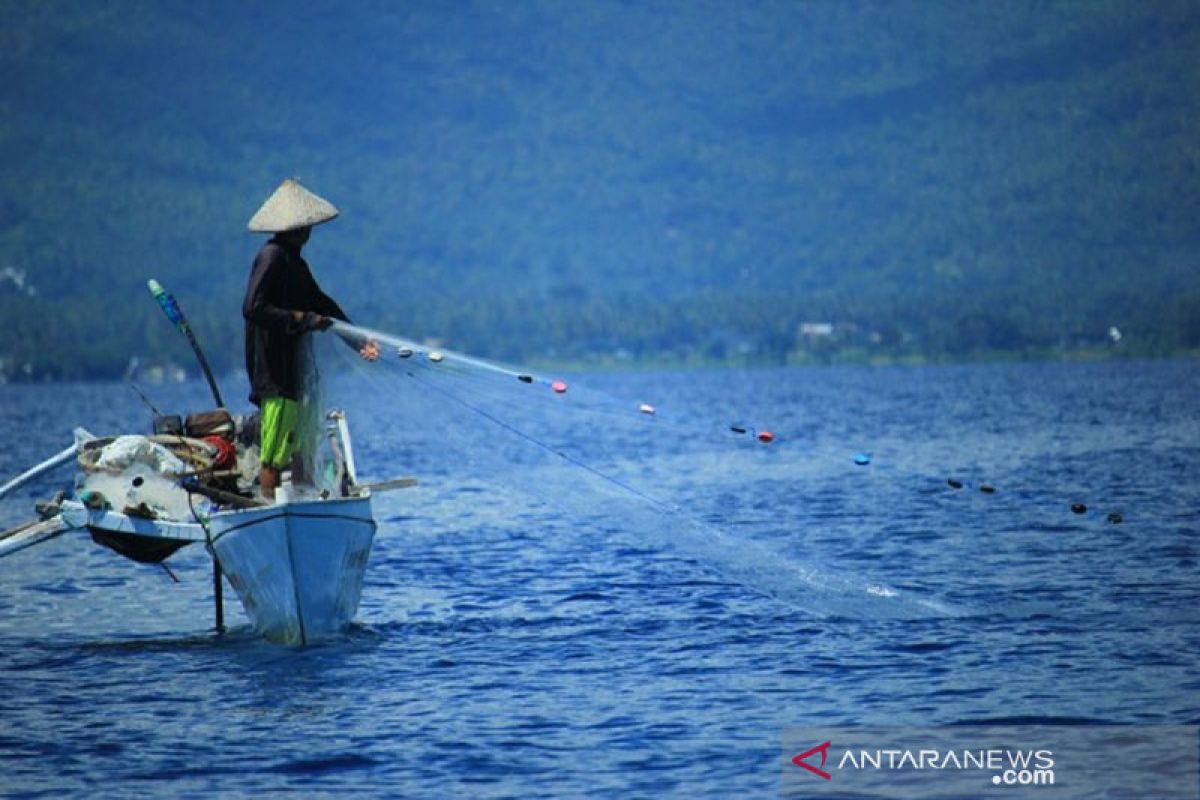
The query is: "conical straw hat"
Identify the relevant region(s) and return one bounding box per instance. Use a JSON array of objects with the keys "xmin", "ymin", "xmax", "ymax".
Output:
[{"xmin": 247, "ymin": 178, "xmax": 339, "ymax": 233}]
